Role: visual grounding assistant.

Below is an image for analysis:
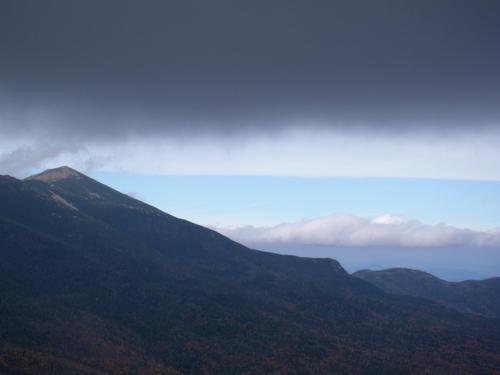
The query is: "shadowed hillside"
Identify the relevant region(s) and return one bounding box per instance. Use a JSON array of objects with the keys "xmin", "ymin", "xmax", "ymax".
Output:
[{"xmin": 0, "ymin": 167, "xmax": 499, "ymax": 374}]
